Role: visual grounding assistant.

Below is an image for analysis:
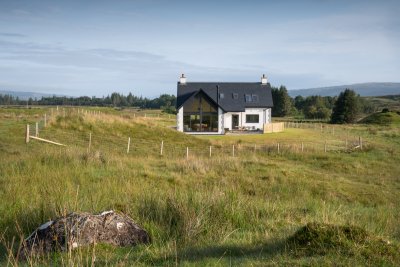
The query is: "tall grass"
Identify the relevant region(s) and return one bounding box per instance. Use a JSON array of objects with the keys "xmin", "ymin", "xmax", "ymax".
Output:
[{"xmin": 0, "ymin": 106, "xmax": 399, "ymax": 265}]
